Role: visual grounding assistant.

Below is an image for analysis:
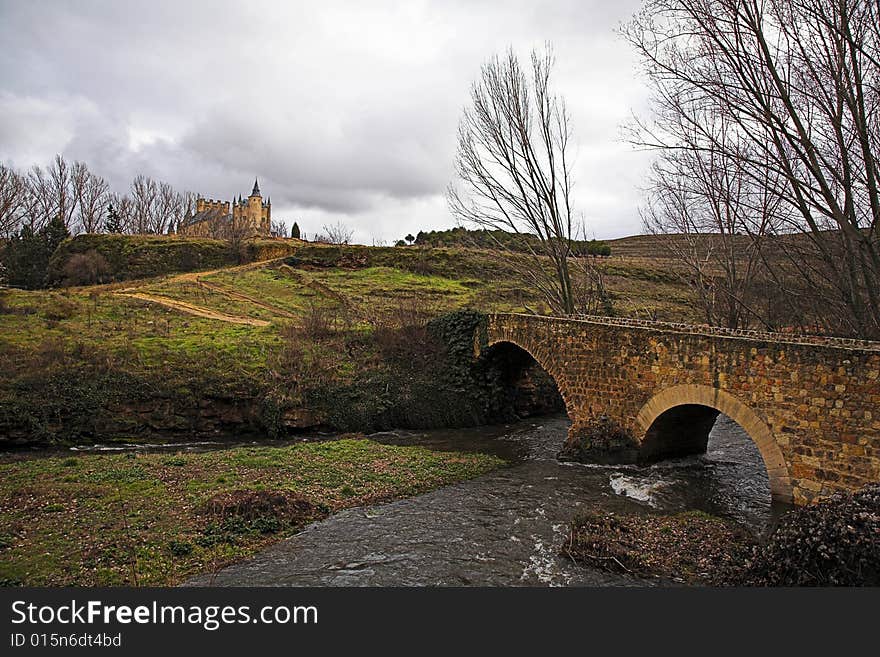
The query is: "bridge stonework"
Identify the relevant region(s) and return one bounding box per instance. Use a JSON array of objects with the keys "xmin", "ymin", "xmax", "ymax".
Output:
[{"xmin": 483, "ymin": 314, "xmax": 880, "ymax": 505}]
